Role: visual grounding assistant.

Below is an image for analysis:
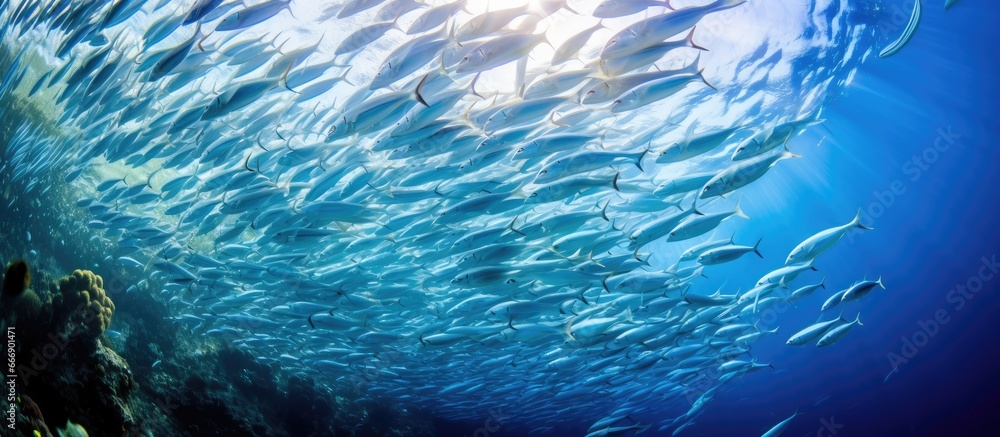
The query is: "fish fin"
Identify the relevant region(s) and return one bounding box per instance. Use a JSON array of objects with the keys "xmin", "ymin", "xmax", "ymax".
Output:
[
  {"xmin": 612, "ymin": 172, "xmax": 620, "ymax": 191},
  {"xmin": 632, "ymin": 245, "xmax": 644, "ymax": 263},
  {"xmin": 697, "ymin": 68, "xmax": 717, "ymax": 91},
  {"xmin": 884, "ymin": 366, "xmax": 899, "ymax": 383},
  {"xmin": 635, "ymin": 147, "xmax": 649, "ymax": 171},
  {"xmin": 752, "ymin": 238, "xmax": 763, "ymax": 258},
  {"xmin": 855, "ymin": 313, "xmax": 863, "ymax": 326},
  {"xmin": 685, "ymin": 27, "xmax": 708, "ymax": 51},
  {"xmin": 515, "ymin": 55, "xmax": 529, "ymax": 96},
  {"xmin": 853, "ymin": 208, "xmax": 874, "ymax": 230},
  {"xmin": 507, "ymin": 215, "xmax": 526, "ymax": 236},
  {"xmin": 780, "ymin": 142, "xmax": 804, "ymax": 159},
  {"xmin": 562, "ymin": 0, "xmax": 581, "ymax": 15},
  {"xmin": 878, "ymin": 276, "xmax": 885, "ymax": 289},
  {"xmin": 733, "ymin": 196, "xmax": 749, "ymax": 219},
  {"xmin": 548, "ymin": 111, "xmax": 570, "ymax": 127},
  {"xmin": 611, "ymin": 219, "xmax": 624, "ymax": 232},
  {"xmin": 415, "ymin": 73, "xmax": 430, "ymax": 107},
  {"xmin": 447, "ymin": 16, "xmax": 460, "ymax": 46},
  {"xmin": 564, "ymin": 317, "xmax": 577, "ymax": 343},
  {"xmin": 469, "ymin": 72, "xmax": 485, "ymax": 99}
]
